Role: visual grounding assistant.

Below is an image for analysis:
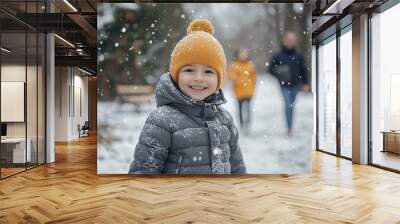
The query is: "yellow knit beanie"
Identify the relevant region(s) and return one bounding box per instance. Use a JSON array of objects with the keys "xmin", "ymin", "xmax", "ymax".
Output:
[{"xmin": 169, "ymin": 19, "xmax": 226, "ymax": 90}]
